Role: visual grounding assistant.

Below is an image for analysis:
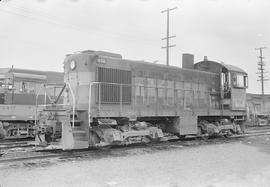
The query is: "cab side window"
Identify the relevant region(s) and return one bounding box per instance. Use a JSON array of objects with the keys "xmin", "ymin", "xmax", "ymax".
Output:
[
  {"xmin": 231, "ymin": 73, "xmax": 248, "ymax": 88},
  {"xmin": 19, "ymin": 81, "xmax": 37, "ymax": 93},
  {"xmin": 28, "ymin": 82, "xmax": 36, "ymax": 93},
  {"xmin": 0, "ymin": 80, "xmax": 5, "ymax": 88}
]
